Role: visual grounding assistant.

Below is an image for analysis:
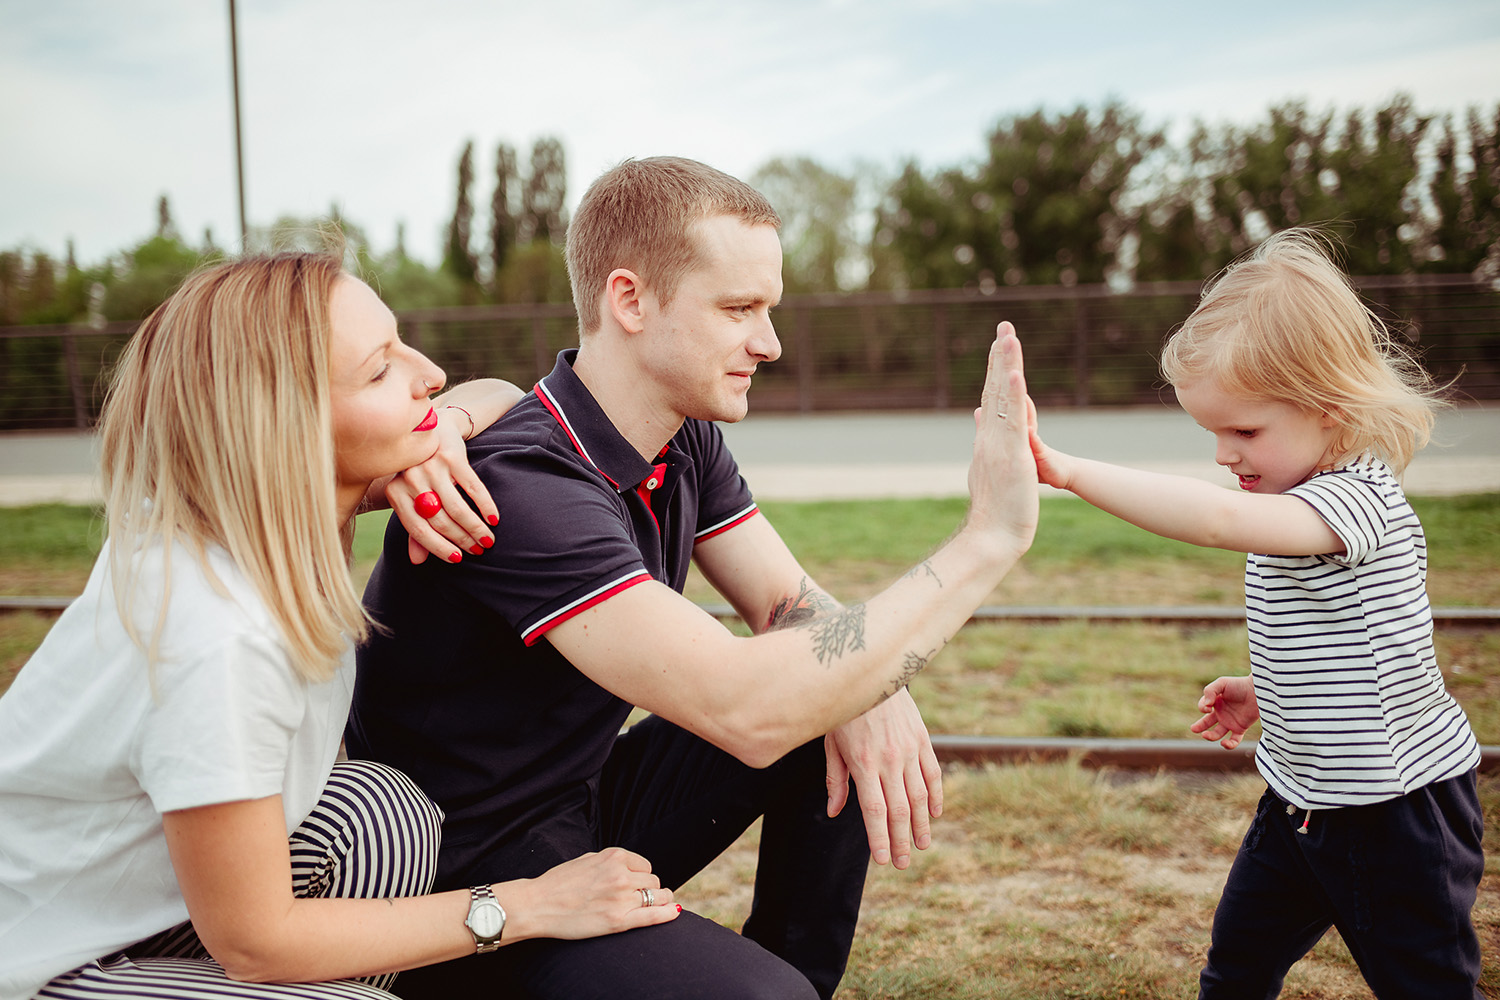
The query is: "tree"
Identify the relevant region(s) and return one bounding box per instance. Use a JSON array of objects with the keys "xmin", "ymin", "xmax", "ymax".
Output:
[
  {"xmin": 751, "ymin": 157, "xmax": 866, "ymax": 293},
  {"xmin": 156, "ymin": 194, "xmax": 179, "ymax": 241},
  {"xmin": 1189, "ymin": 98, "xmax": 1431, "ymax": 275},
  {"xmin": 489, "ymin": 143, "xmax": 520, "ymax": 285},
  {"xmin": 873, "ymin": 103, "xmax": 1161, "ymax": 290},
  {"xmin": 991, "ymin": 104, "xmax": 1161, "ymax": 286},
  {"xmin": 443, "ymin": 140, "xmax": 479, "ymax": 289},
  {"xmin": 251, "ymin": 208, "xmax": 368, "ymax": 260},
  {"xmin": 366, "ymin": 250, "xmax": 469, "ymax": 311},
  {"xmin": 102, "ymin": 232, "xmax": 203, "ymax": 322},
  {"xmin": 868, "ymin": 162, "xmax": 975, "ymax": 290},
  {"xmin": 491, "ymin": 239, "xmax": 571, "ymax": 305},
  {"xmin": 1426, "ymin": 106, "xmax": 1500, "ymax": 275},
  {"xmin": 1190, "ymin": 103, "xmax": 1338, "ymax": 271},
  {"xmin": 521, "ymin": 137, "xmax": 567, "ymax": 246},
  {"xmin": 1324, "ymin": 98, "xmax": 1430, "ymax": 273},
  {"xmin": 0, "ymin": 251, "xmax": 21, "ymax": 325}
]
